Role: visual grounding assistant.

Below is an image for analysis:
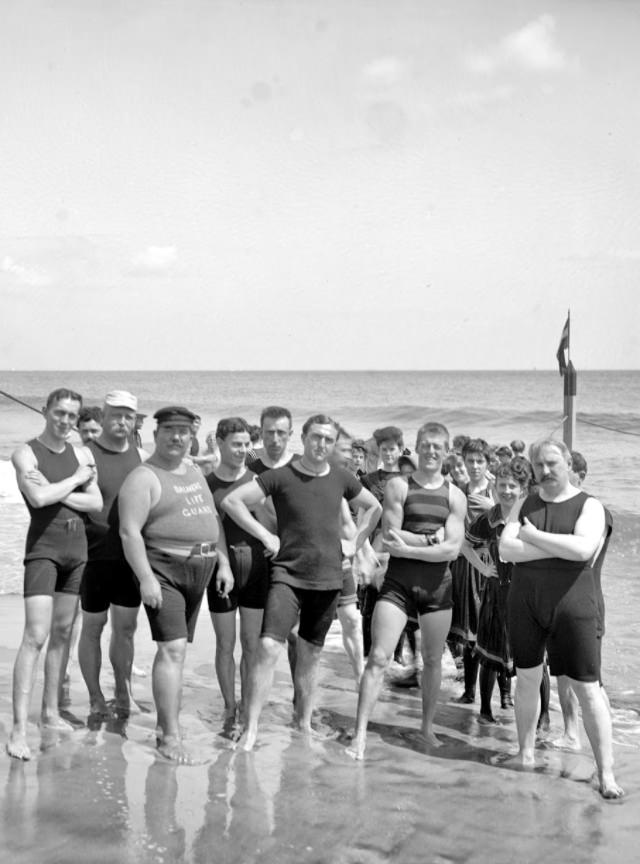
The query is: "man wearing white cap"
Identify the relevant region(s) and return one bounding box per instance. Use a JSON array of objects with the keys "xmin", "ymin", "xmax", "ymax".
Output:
[{"xmin": 78, "ymin": 390, "xmax": 148, "ymax": 720}]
